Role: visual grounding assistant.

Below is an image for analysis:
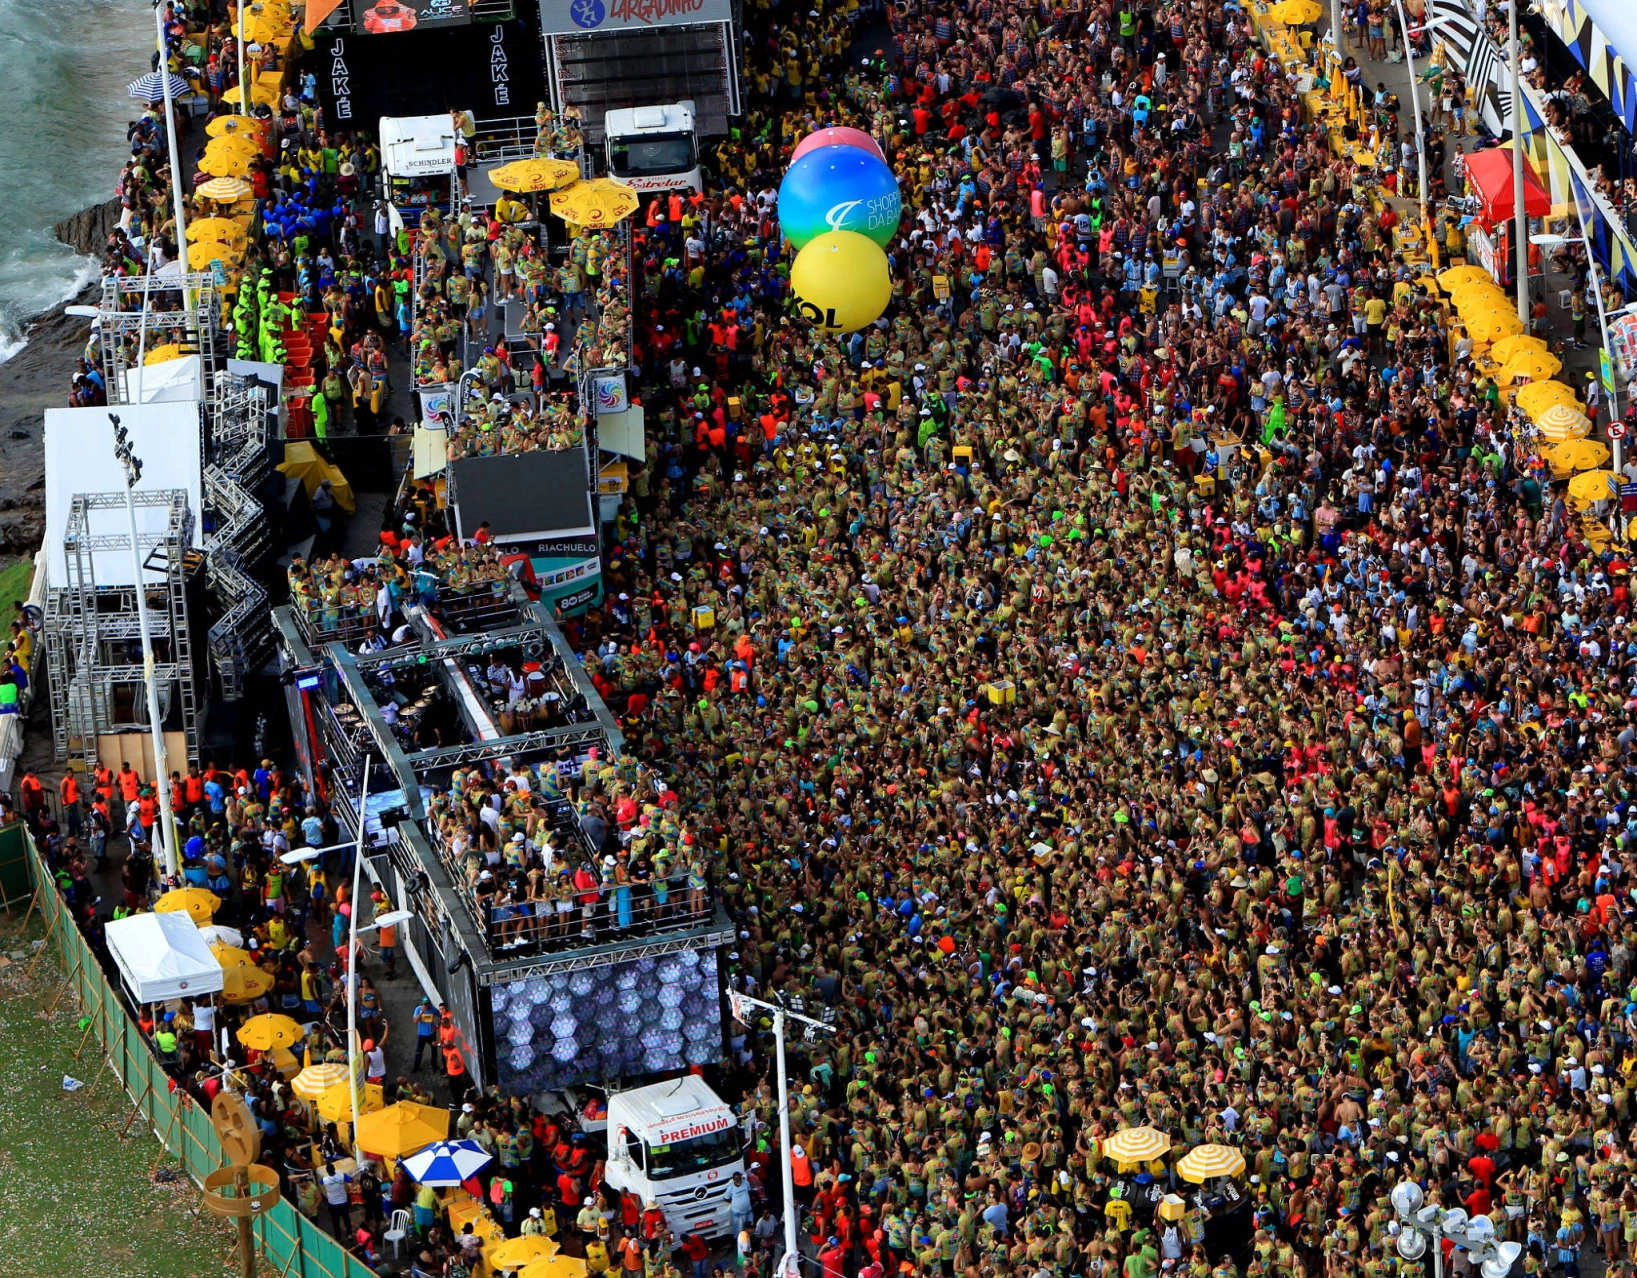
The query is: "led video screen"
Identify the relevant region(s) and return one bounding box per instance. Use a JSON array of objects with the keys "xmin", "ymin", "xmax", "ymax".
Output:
[{"xmin": 491, "ymin": 949, "xmax": 723, "ymax": 1094}]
